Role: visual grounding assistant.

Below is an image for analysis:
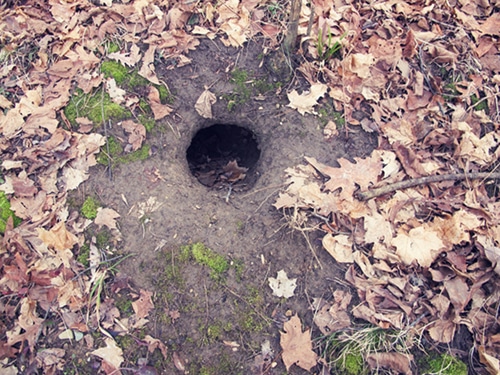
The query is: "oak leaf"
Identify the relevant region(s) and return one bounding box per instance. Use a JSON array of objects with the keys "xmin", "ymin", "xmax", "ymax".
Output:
[
  {"xmin": 306, "ymin": 153, "xmax": 382, "ymax": 202},
  {"xmin": 280, "ymin": 314, "xmax": 318, "ymax": 371}
]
